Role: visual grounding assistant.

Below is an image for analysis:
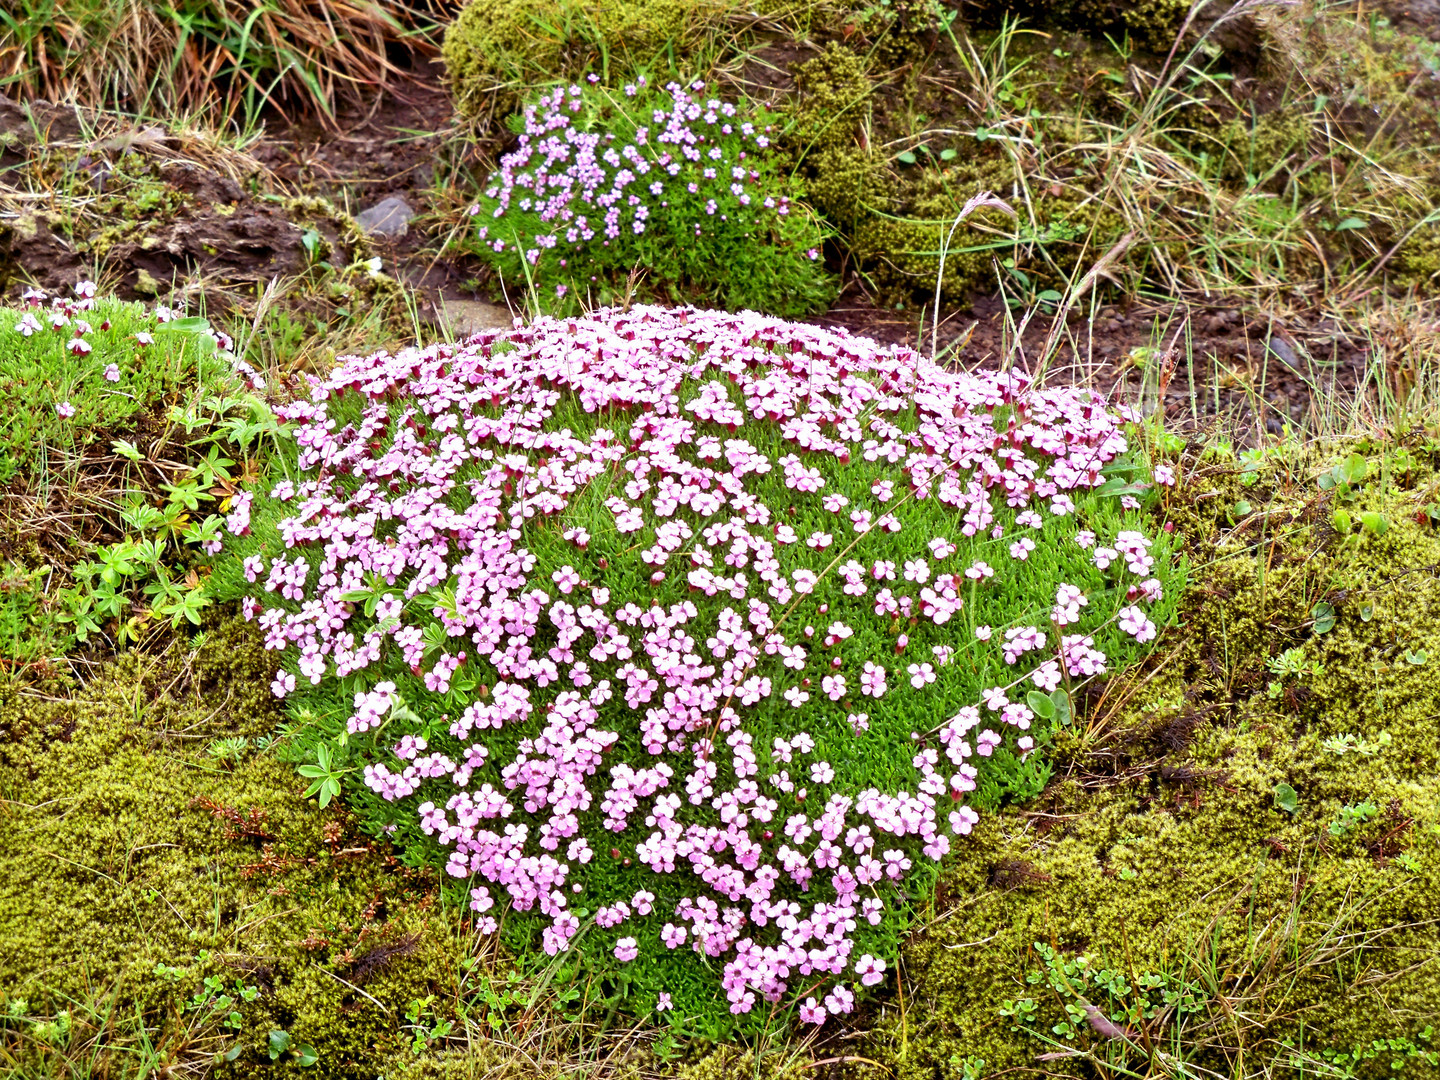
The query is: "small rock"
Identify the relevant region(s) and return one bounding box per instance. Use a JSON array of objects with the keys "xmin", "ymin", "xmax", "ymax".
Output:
[
  {"xmin": 1266, "ymin": 336, "xmax": 1301, "ymax": 369},
  {"xmin": 436, "ymin": 297, "xmax": 514, "ymax": 339},
  {"xmin": 354, "ymin": 196, "xmax": 414, "ymax": 238}
]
